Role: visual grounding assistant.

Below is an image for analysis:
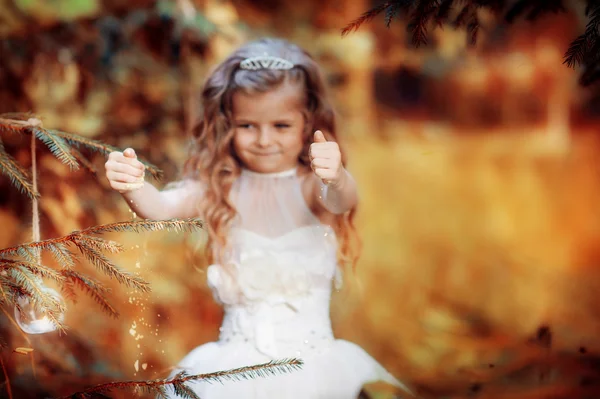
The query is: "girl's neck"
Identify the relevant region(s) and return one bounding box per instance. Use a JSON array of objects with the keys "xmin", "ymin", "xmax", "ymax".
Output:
[{"xmin": 241, "ymin": 166, "xmax": 298, "ymax": 178}]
